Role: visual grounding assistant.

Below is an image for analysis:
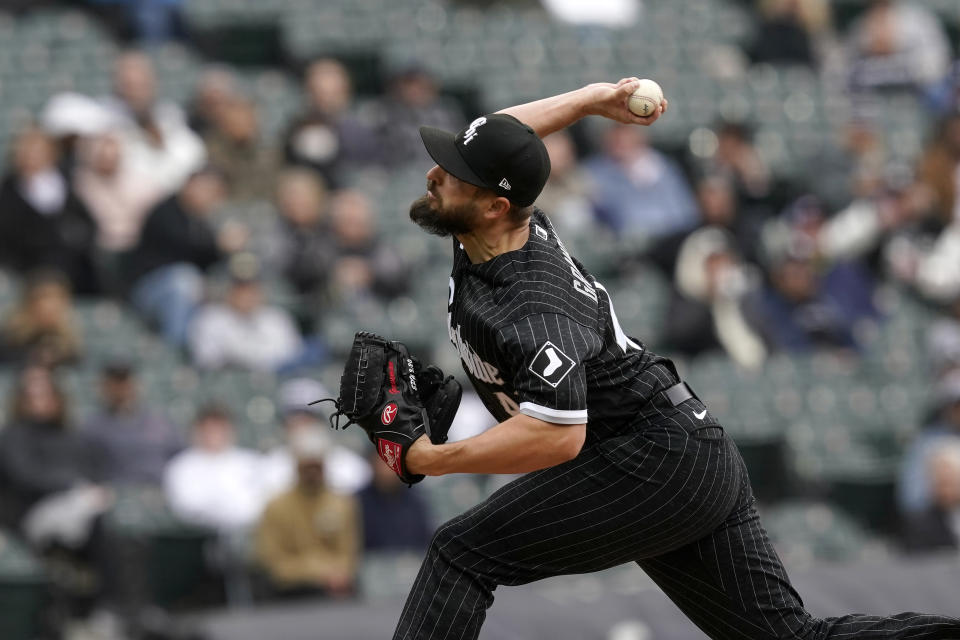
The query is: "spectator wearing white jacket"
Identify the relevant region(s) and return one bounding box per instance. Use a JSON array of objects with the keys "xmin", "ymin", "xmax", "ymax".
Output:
[{"xmin": 163, "ymin": 405, "xmax": 270, "ymax": 532}]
